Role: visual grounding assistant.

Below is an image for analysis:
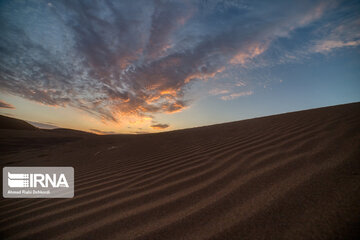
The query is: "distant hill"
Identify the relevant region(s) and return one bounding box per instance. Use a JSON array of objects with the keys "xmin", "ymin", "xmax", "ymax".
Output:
[
  {"xmin": 0, "ymin": 115, "xmax": 94, "ymax": 154},
  {"xmin": 44, "ymin": 128, "xmax": 94, "ymax": 136},
  {"xmin": 0, "ymin": 115, "xmax": 38, "ymax": 130},
  {"xmin": 0, "ymin": 115, "xmax": 95, "ymax": 135}
]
